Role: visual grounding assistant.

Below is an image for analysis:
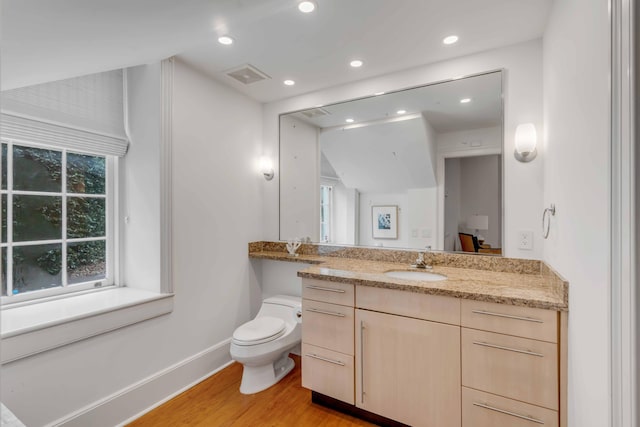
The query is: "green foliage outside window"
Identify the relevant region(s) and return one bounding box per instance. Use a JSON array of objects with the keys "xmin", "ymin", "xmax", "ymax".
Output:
[{"xmin": 6, "ymin": 144, "xmax": 107, "ymax": 294}]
